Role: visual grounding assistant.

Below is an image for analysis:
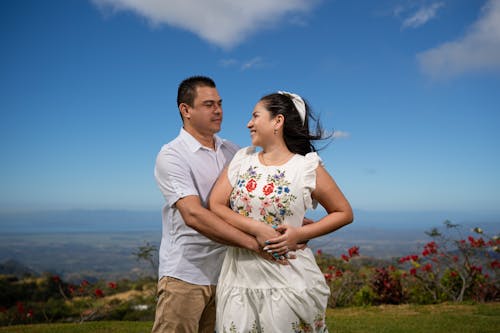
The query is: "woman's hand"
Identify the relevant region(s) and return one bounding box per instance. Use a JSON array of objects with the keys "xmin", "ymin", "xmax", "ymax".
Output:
[
  {"xmin": 253, "ymin": 222, "xmax": 281, "ymax": 248},
  {"xmin": 263, "ymin": 224, "xmax": 304, "ymax": 256}
]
